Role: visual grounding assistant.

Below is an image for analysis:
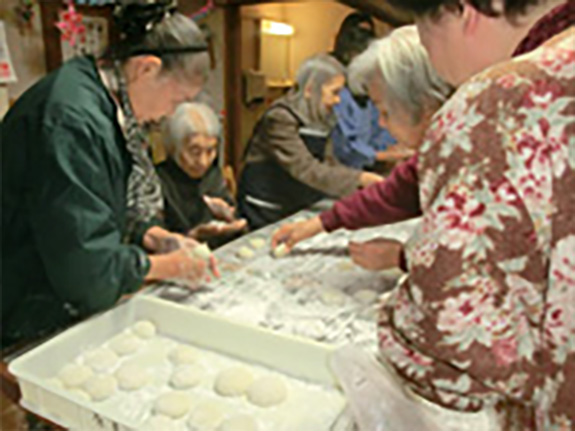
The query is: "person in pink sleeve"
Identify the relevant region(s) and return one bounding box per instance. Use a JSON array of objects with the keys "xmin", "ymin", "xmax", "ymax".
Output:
[
  {"xmin": 273, "ymin": 1, "xmax": 575, "ymax": 272},
  {"xmin": 272, "ymin": 27, "xmax": 452, "ymax": 269}
]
